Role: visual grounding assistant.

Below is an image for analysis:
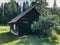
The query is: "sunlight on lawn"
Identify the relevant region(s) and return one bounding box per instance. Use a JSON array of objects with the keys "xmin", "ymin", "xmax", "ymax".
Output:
[
  {"xmin": 0, "ymin": 26, "xmax": 60, "ymax": 45},
  {"xmin": 0, "ymin": 26, "xmax": 10, "ymax": 33}
]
